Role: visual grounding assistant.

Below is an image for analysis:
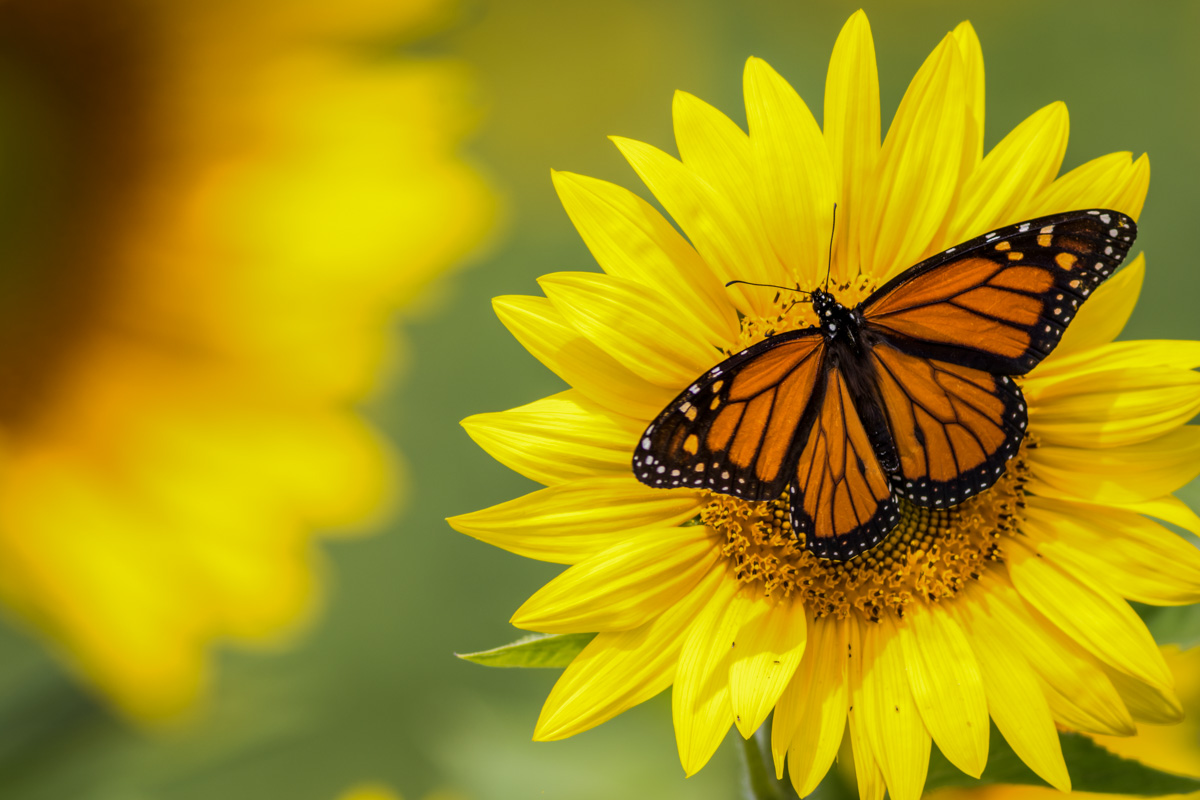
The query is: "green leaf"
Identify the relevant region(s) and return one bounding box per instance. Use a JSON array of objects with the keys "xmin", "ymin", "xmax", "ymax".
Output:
[
  {"xmin": 925, "ymin": 724, "xmax": 1200, "ymax": 795},
  {"xmin": 1133, "ymin": 602, "xmax": 1200, "ymax": 650},
  {"xmin": 455, "ymin": 632, "xmax": 594, "ymax": 668}
]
